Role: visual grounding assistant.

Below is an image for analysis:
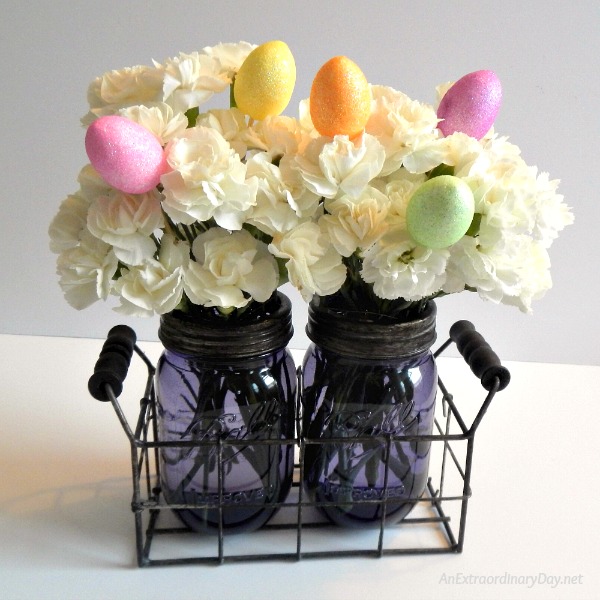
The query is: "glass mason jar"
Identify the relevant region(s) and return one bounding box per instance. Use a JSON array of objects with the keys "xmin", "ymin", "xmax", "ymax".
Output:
[
  {"xmin": 301, "ymin": 299, "xmax": 437, "ymax": 528},
  {"xmin": 155, "ymin": 293, "xmax": 296, "ymax": 534}
]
